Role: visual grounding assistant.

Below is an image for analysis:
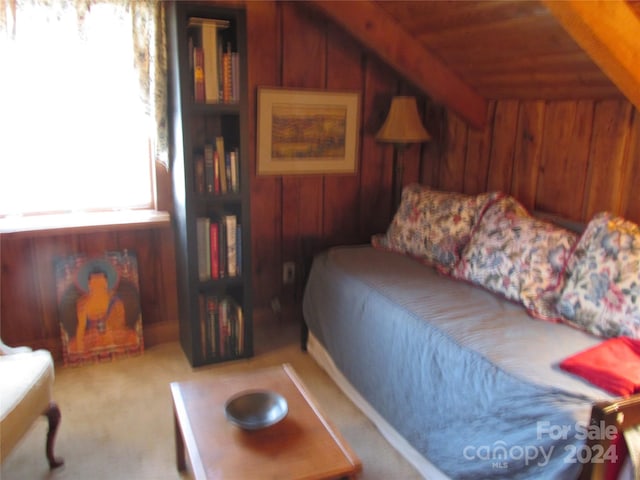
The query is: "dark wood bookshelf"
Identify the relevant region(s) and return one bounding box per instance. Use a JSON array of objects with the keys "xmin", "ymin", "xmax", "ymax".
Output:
[{"xmin": 166, "ymin": 1, "xmax": 252, "ymax": 367}]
